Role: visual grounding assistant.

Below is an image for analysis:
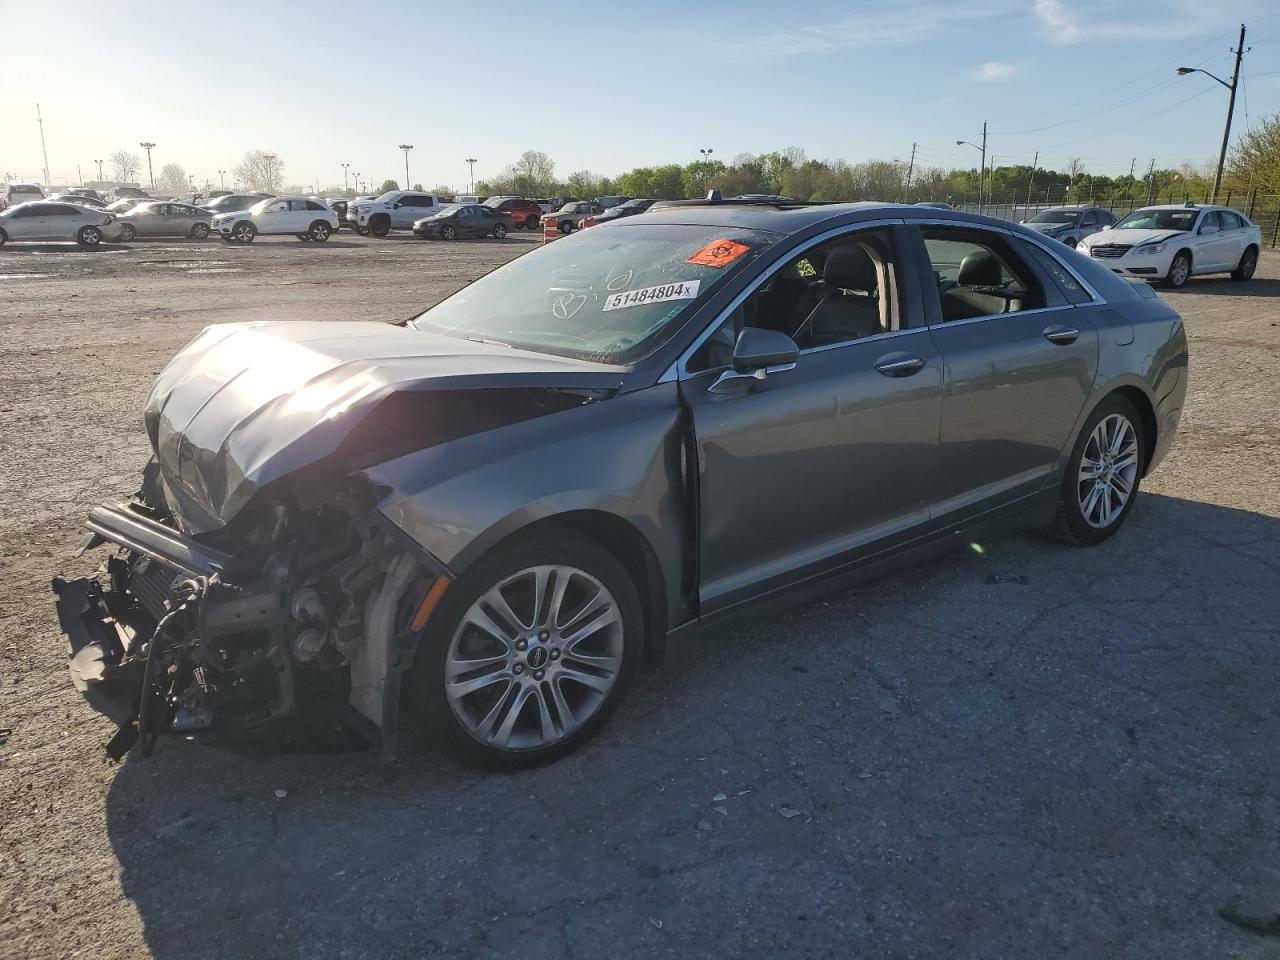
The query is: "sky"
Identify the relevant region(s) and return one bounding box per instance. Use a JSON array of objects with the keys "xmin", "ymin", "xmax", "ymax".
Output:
[{"xmin": 2, "ymin": 0, "xmax": 1280, "ymax": 192}]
